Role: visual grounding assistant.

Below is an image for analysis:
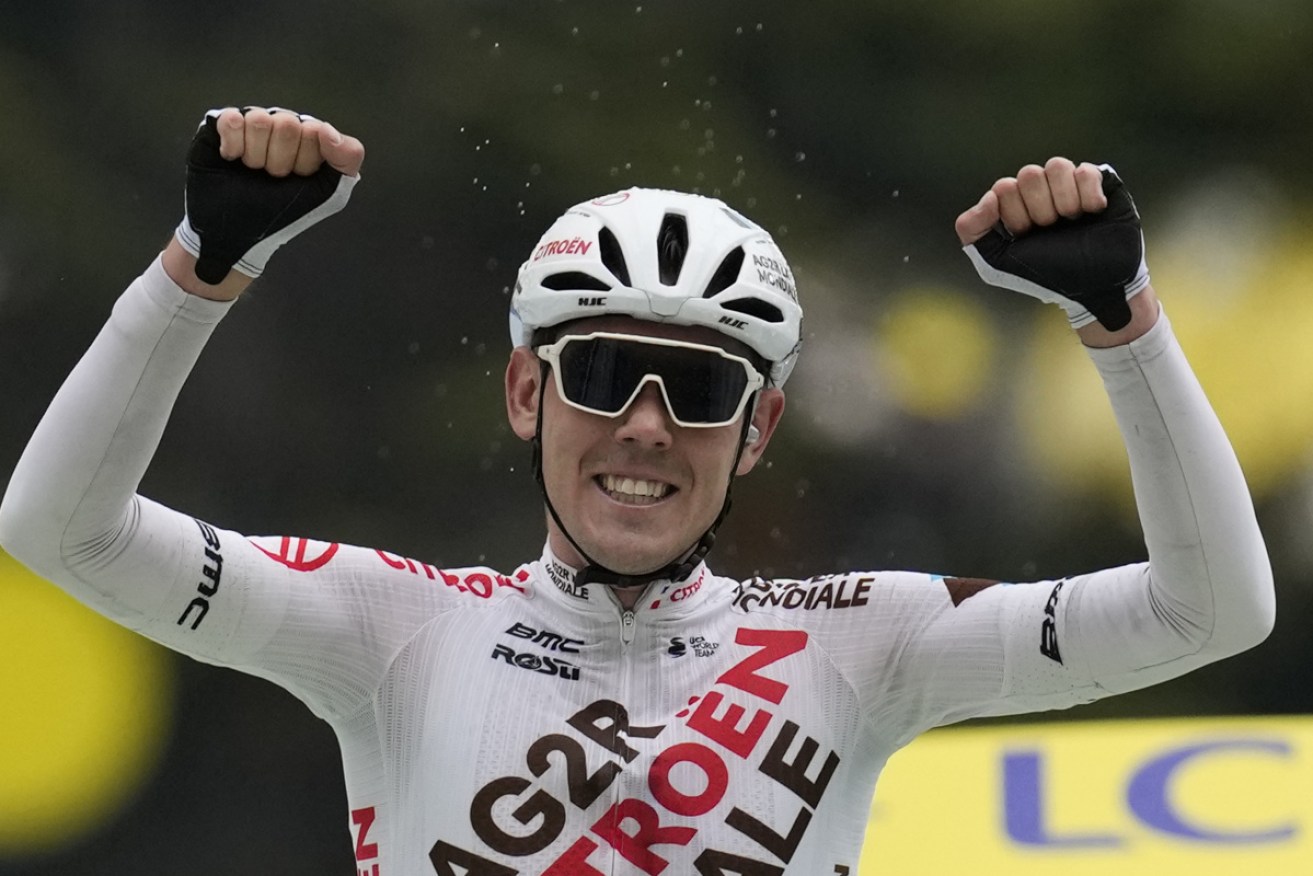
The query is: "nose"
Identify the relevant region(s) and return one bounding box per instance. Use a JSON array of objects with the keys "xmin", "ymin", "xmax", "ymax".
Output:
[{"xmin": 614, "ymin": 381, "xmax": 674, "ymax": 448}]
